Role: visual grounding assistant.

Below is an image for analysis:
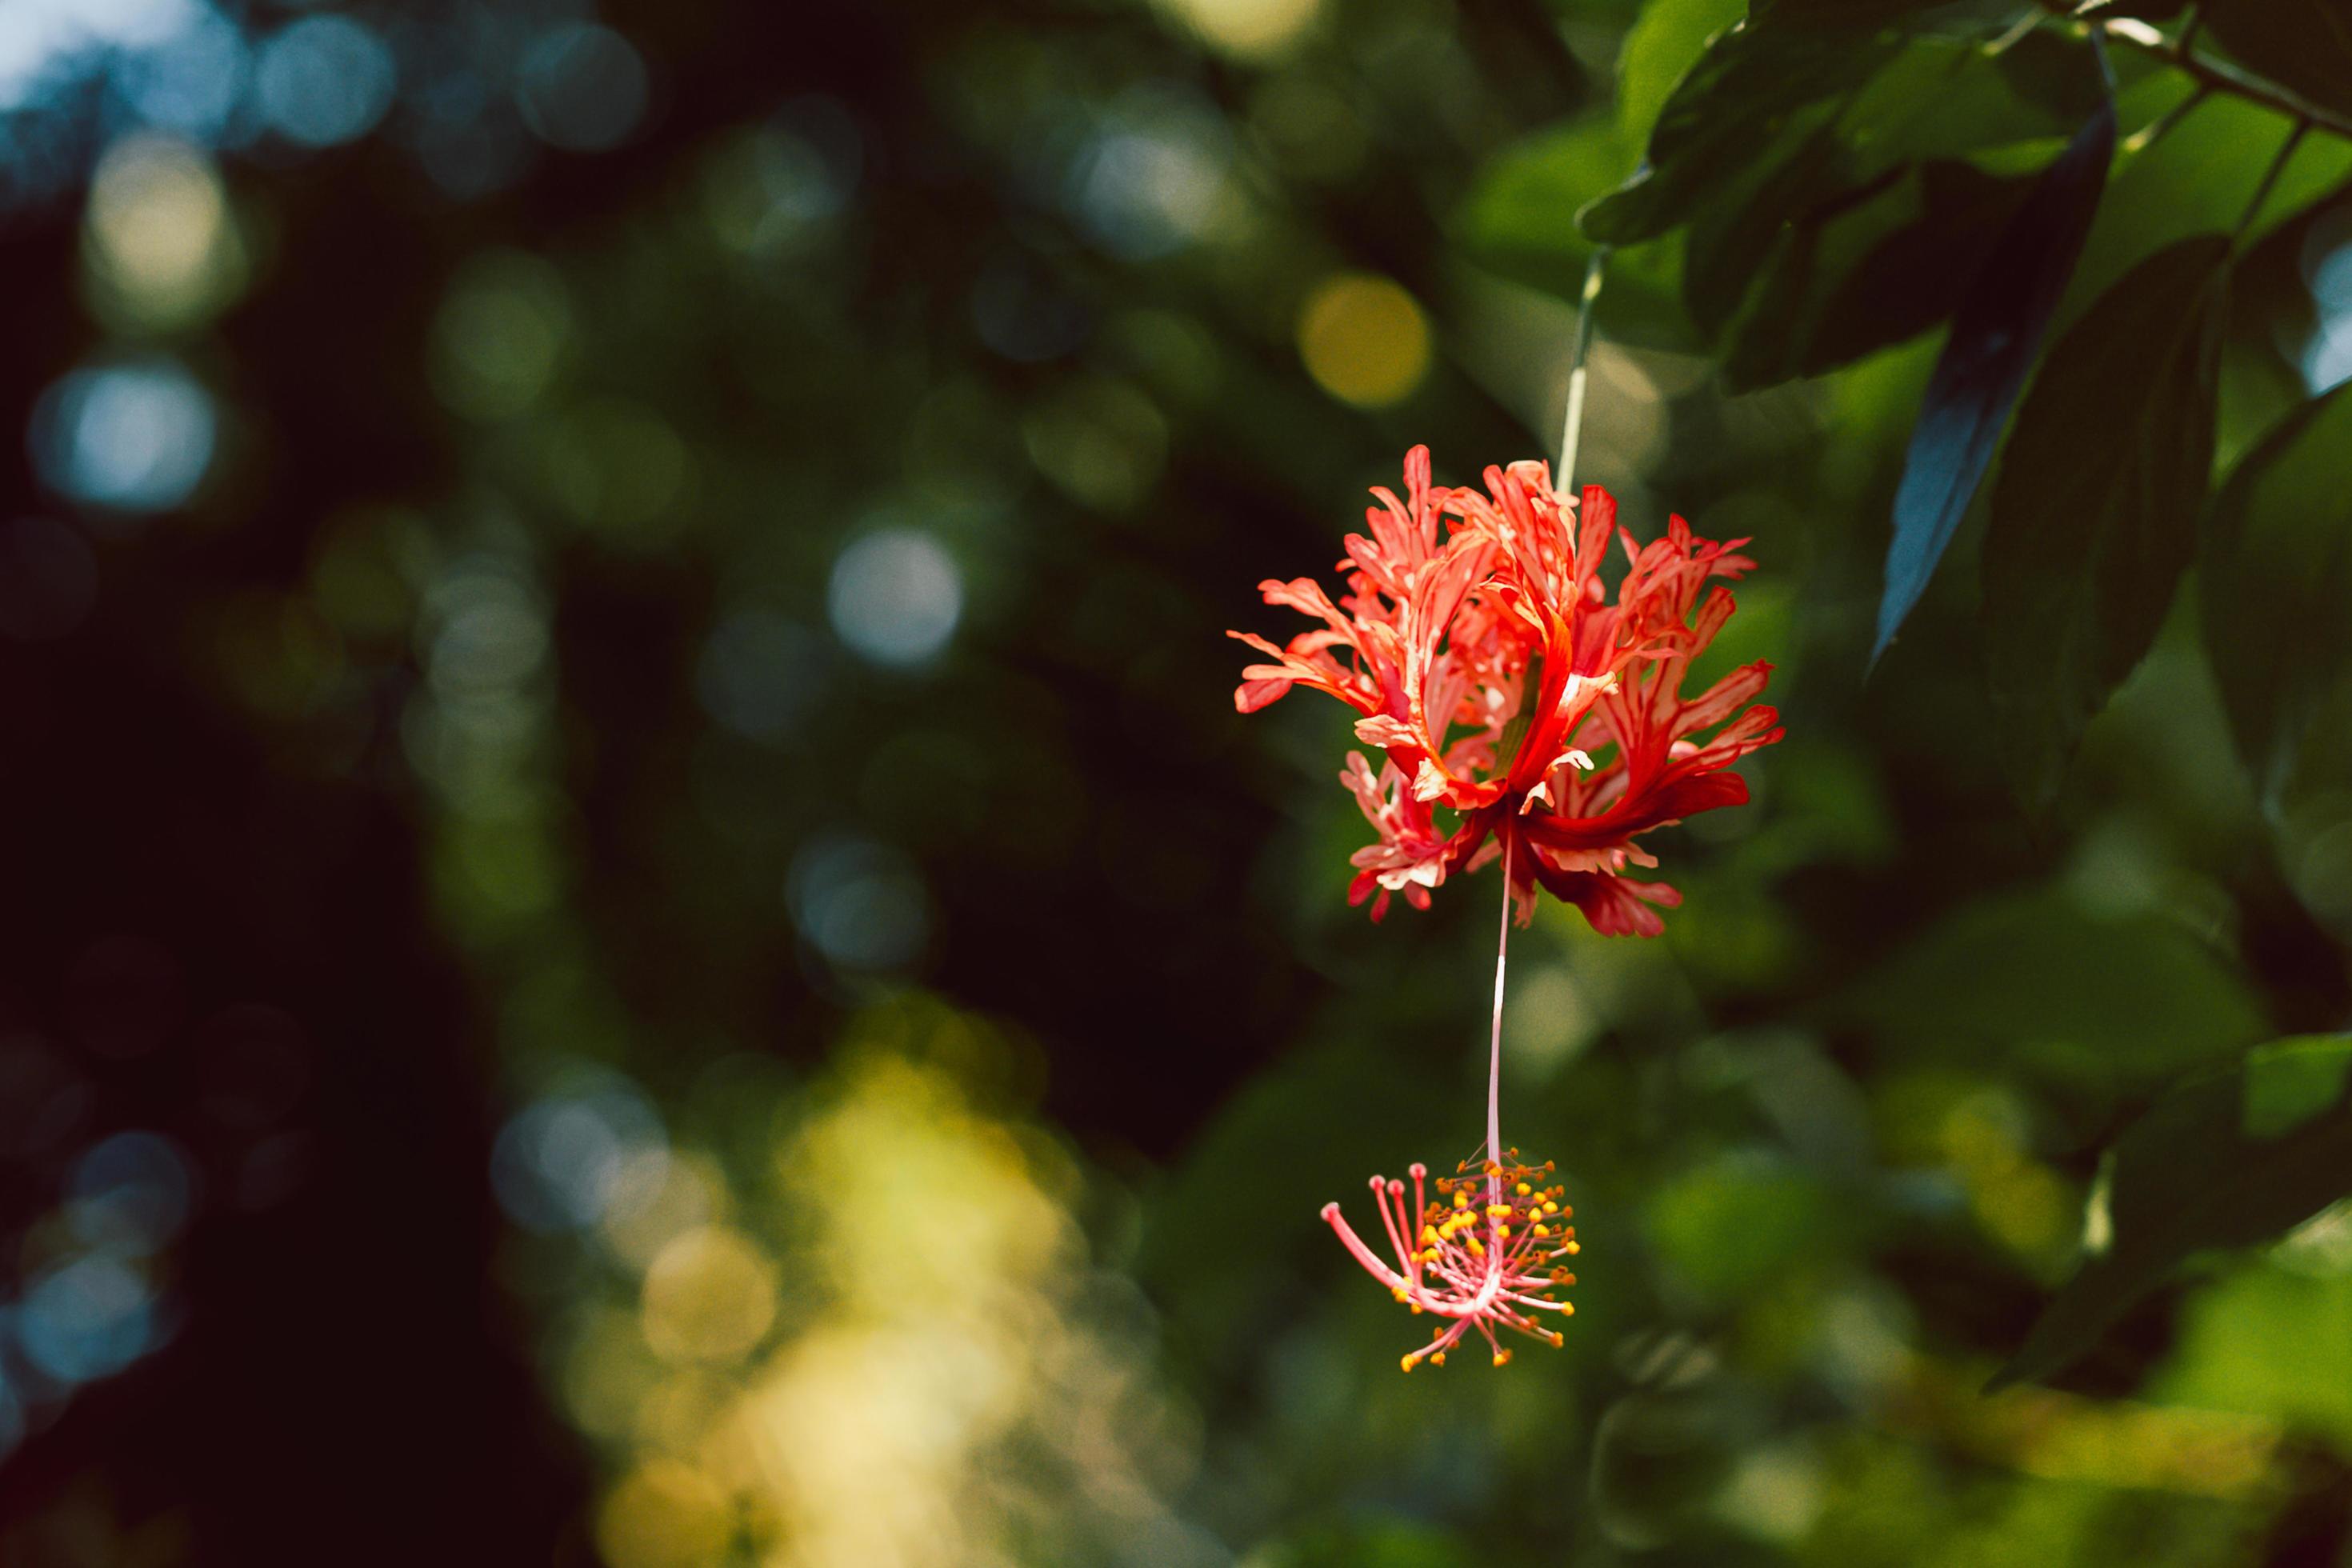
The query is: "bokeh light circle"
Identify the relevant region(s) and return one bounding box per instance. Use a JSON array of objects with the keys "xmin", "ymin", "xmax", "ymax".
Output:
[
  {"xmin": 786, "ymin": 836, "xmax": 930, "ymax": 973},
  {"xmin": 640, "ymin": 1226, "xmax": 778, "ymax": 1364},
  {"xmin": 1295, "ymin": 272, "xmax": 1431, "ymax": 408},
  {"xmin": 69, "ymin": 1130, "xmax": 194, "ymax": 1255},
  {"xmin": 18, "ymin": 1255, "xmax": 154, "ymax": 1384},
  {"xmin": 493, "ymin": 1078, "xmax": 666, "ymax": 1234},
  {"xmin": 30, "ymin": 358, "xmax": 215, "ymax": 514},
  {"xmin": 517, "ymin": 23, "xmax": 648, "ymax": 154},
  {"xmin": 826, "ymin": 528, "xmax": 961, "ymax": 667},
  {"xmin": 254, "ymin": 16, "xmax": 398, "ymax": 148}
]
